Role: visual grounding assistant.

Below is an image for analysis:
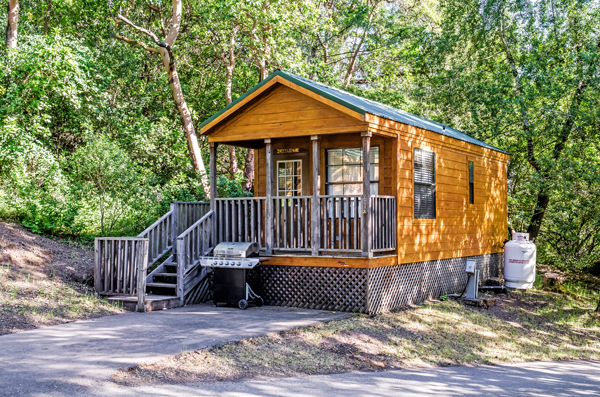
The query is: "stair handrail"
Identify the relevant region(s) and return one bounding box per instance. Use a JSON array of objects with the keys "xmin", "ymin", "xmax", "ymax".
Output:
[
  {"xmin": 137, "ymin": 209, "xmax": 173, "ymax": 238},
  {"xmin": 176, "ymin": 210, "xmax": 215, "ymax": 305},
  {"xmin": 137, "ymin": 209, "xmax": 175, "ymax": 268}
]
